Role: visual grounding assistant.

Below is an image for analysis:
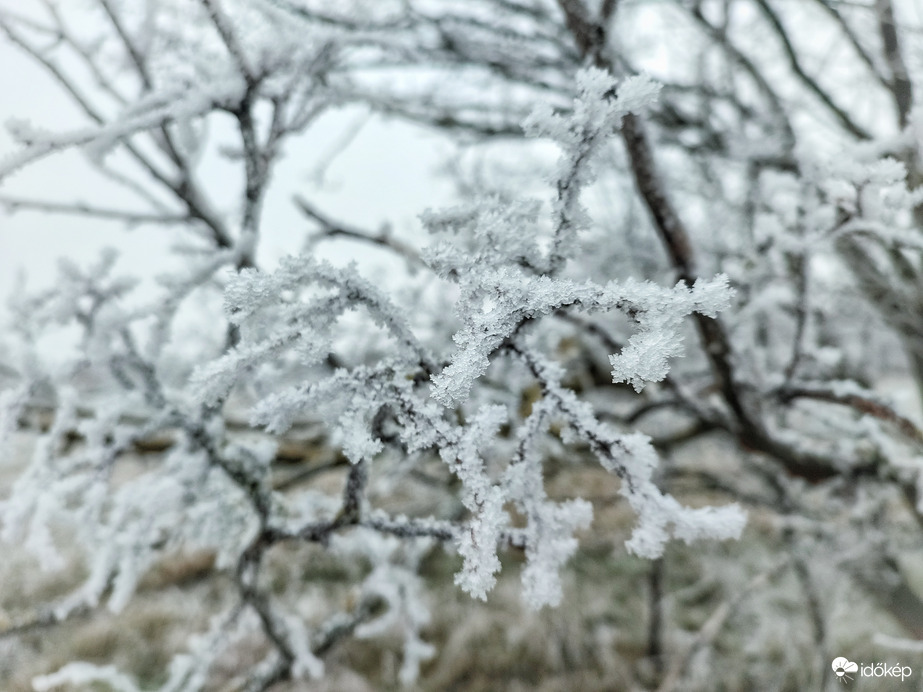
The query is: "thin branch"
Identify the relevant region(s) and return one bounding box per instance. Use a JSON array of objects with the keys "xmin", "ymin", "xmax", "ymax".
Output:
[
  {"xmin": 655, "ymin": 559, "xmax": 789, "ymax": 692},
  {"xmin": 663, "ymin": 467, "xmax": 782, "ymax": 510},
  {"xmin": 778, "ymin": 384, "xmax": 923, "ymax": 445},
  {"xmin": 789, "ymin": 534, "xmax": 829, "ymax": 688},
  {"xmin": 0, "ymin": 13, "xmax": 106, "ymax": 127},
  {"xmin": 811, "ymin": 0, "xmax": 891, "ymax": 90},
  {"xmin": 0, "ymin": 195, "xmax": 187, "ymax": 225},
  {"xmin": 685, "ymin": 3, "xmax": 795, "ymax": 151},
  {"xmin": 752, "ymin": 0, "xmax": 872, "ymax": 140},
  {"xmin": 199, "ymin": 0, "xmax": 255, "ymax": 84},
  {"xmin": 311, "ymin": 595, "xmax": 388, "ymax": 656},
  {"xmin": 622, "ymin": 95, "xmax": 756, "ymax": 437},
  {"xmin": 295, "ymin": 194, "xmax": 425, "ymax": 267},
  {"xmin": 0, "ymin": 8, "xmax": 234, "ymax": 249},
  {"xmin": 647, "ymin": 558, "xmax": 666, "ymax": 680},
  {"xmin": 555, "ymin": 0, "xmax": 755, "ymax": 434},
  {"xmin": 40, "ymin": 0, "xmax": 129, "ymax": 107},
  {"xmin": 95, "ymin": 0, "xmax": 200, "ymax": 169},
  {"xmin": 272, "ymin": 458, "xmax": 347, "ymax": 491},
  {"xmin": 97, "ymin": 0, "xmax": 153, "ymax": 90},
  {"xmin": 784, "ymin": 248, "xmax": 810, "ymax": 382},
  {"xmin": 362, "ymin": 515, "xmax": 458, "ymax": 542}
]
